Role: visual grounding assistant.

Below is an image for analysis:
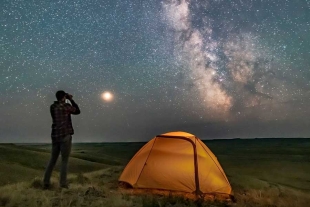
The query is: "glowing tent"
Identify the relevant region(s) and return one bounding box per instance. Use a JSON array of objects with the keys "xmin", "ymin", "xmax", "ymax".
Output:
[{"xmin": 119, "ymin": 131, "xmax": 232, "ymax": 197}]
